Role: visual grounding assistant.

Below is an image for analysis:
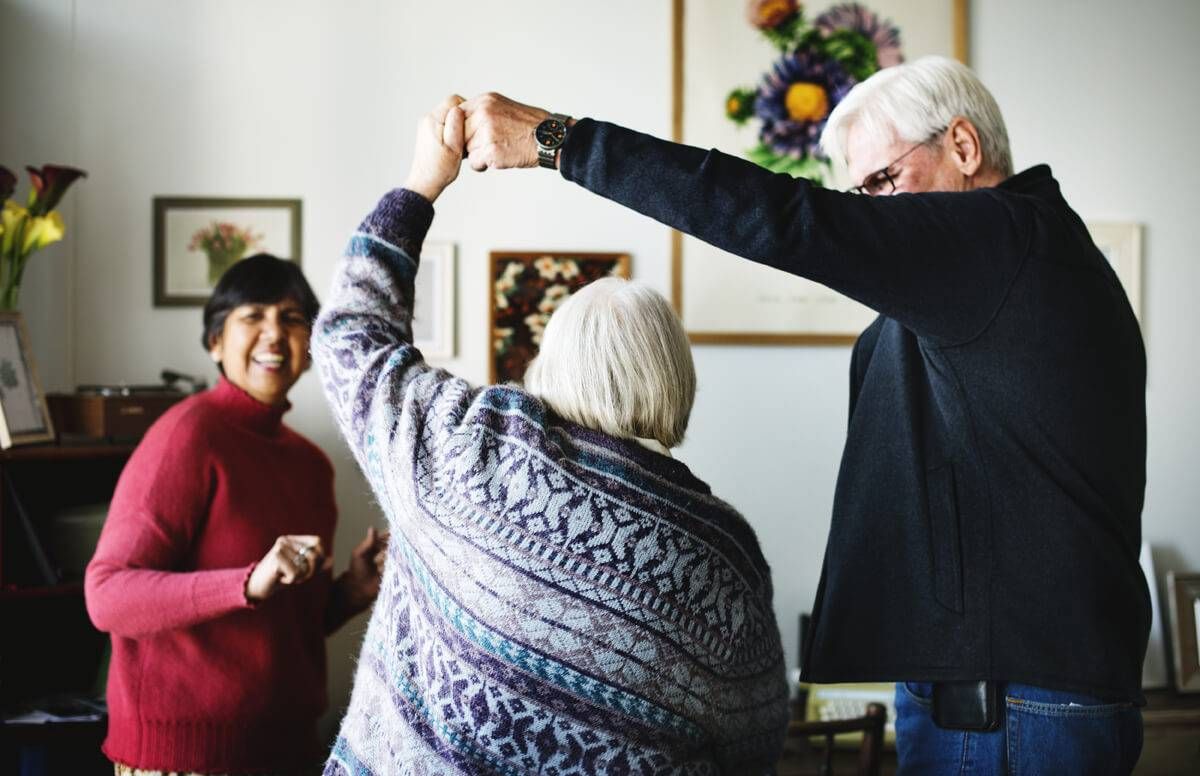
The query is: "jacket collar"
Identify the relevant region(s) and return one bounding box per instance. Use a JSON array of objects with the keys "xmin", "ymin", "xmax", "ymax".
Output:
[{"xmin": 999, "ymin": 164, "xmax": 1058, "ymax": 197}]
